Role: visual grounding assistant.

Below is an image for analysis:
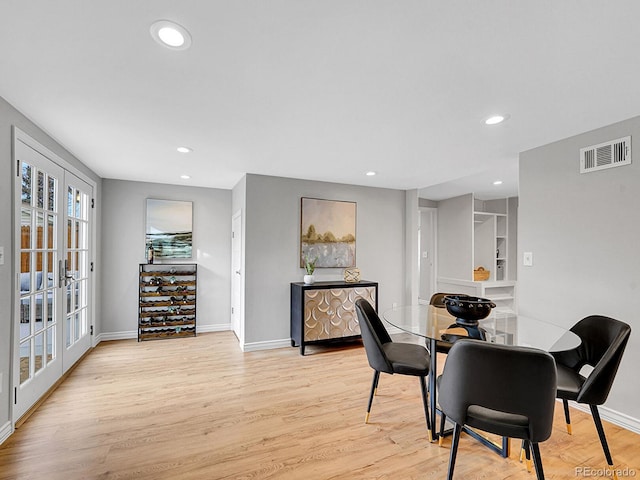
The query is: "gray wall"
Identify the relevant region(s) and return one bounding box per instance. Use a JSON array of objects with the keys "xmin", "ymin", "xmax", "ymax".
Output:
[
  {"xmin": 419, "ymin": 197, "xmax": 437, "ymax": 208},
  {"xmin": 241, "ymin": 174, "xmax": 406, "ymax": 347},
  {"xmin": 101, "ymin": 179, "xmax": 231, "ymax": 337},
  {"xmin": 0, "ymin": 96, "xmax": 102, "ymax": 432},
  {"xmin": 519, "ymin": 116, "xmax": 640, "ymax": 425},
  {"xmin": 436, "ymin": 194, "xmax": 473, "ymax": 281}
]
